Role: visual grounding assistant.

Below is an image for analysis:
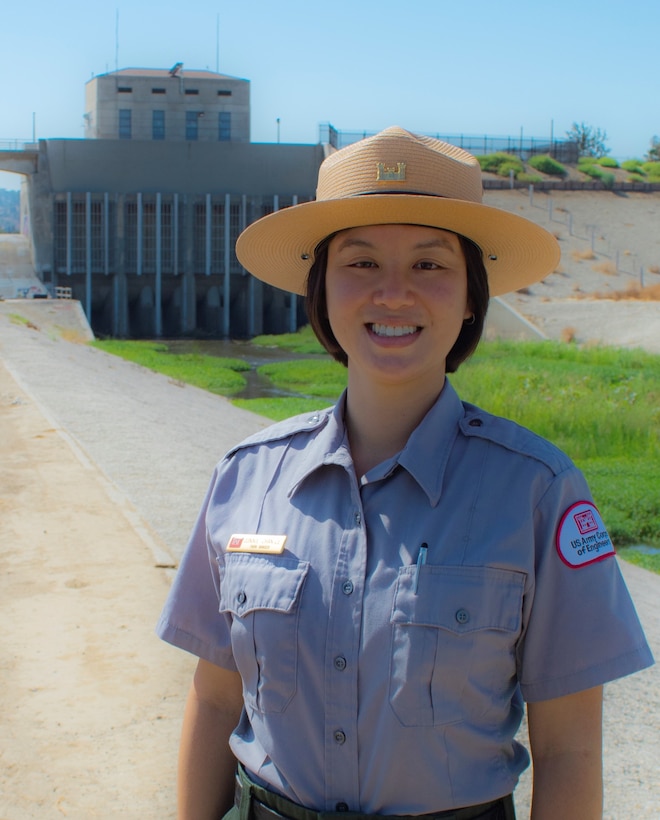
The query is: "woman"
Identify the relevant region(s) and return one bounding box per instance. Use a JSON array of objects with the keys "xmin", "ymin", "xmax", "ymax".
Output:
[{"xmin": 157, "ymin": 127, "xmax": 653, "ymax": 820}]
